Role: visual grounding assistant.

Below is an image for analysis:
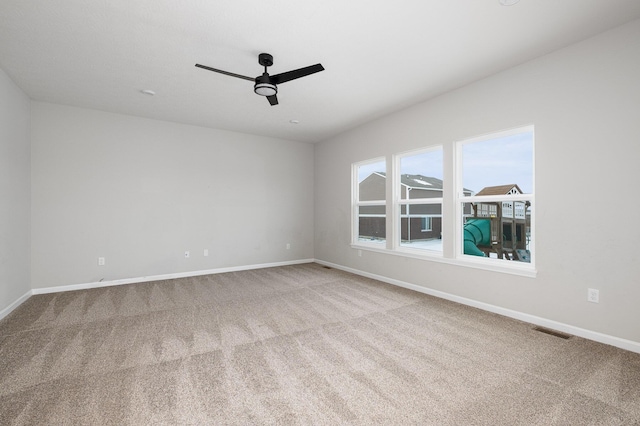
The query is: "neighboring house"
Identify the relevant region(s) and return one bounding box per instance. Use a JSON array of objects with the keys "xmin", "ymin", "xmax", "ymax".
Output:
[
  {"xmin": 357, "ymin": 172, "xmax": 388, "ymax": 241},
  {"xmin": 358, "ymin": 172, "xmax": 472, "ymax": 242},
  {"xmin": 398, "ymin": 173, "xmax": 448, "ymax": 241}
]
